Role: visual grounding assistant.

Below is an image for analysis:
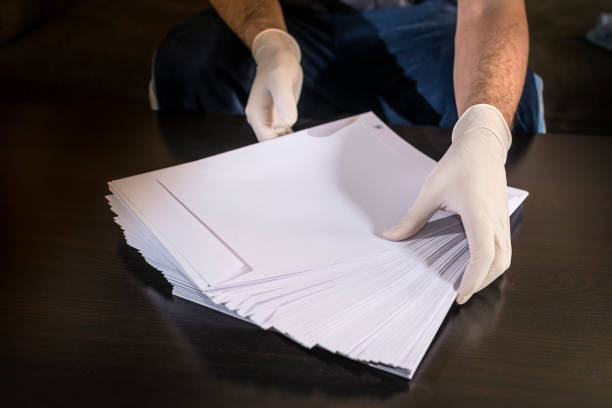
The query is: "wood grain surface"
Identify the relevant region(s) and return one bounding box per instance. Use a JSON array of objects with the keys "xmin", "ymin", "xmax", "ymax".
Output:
[{"xmin": 0, "ymin": 102, "xmax": 610, "ymax": 407}]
